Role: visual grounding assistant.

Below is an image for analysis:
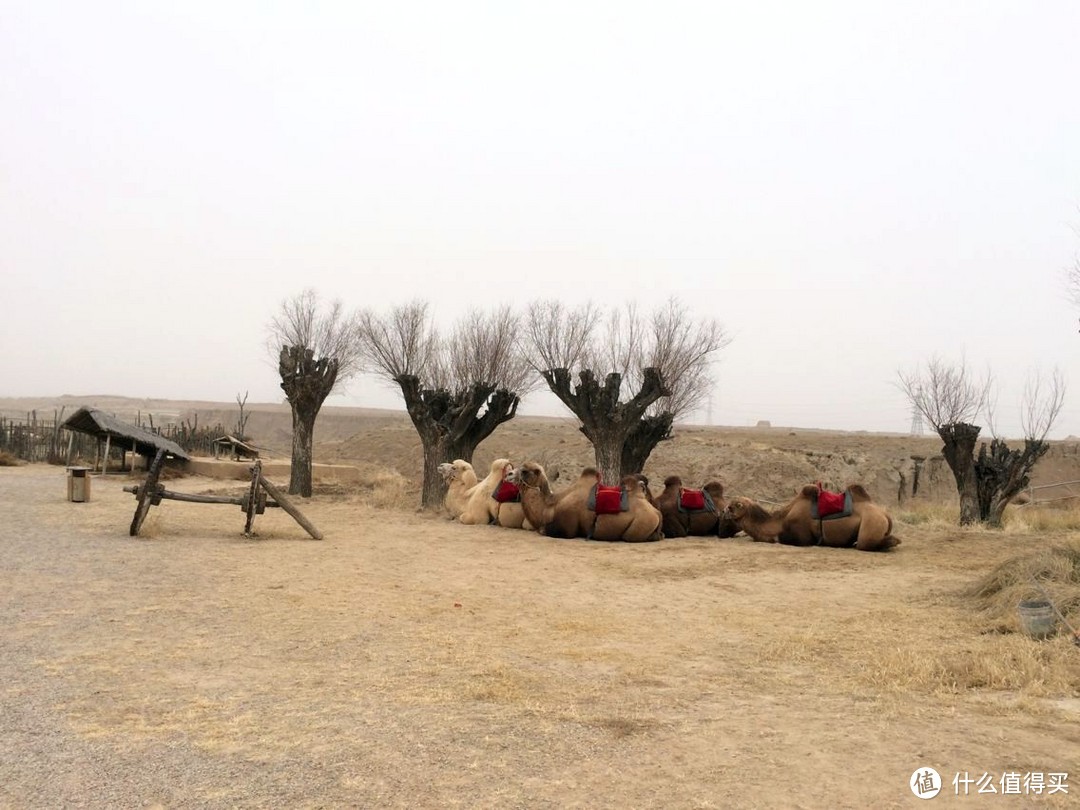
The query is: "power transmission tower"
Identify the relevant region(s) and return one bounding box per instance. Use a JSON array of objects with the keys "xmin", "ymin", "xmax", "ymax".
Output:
[{"xmin": 909, "ymin": 387, "xmax": 925, "ymax": 436}]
